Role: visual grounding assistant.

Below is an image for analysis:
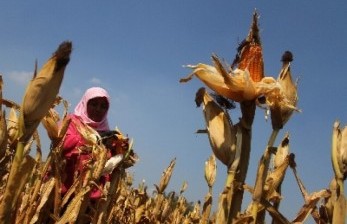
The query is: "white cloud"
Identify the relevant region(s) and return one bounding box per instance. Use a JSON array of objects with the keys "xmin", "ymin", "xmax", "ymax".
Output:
[
  {"xmin": 90, "ymin": 77, "xmax": 101, "ymax": 85},
  {"xmin": 7, "ymin": 71, "xmax": 33, "ymax": 86},
  {"xmin": 72, "ymin": 87, "xmax": 82, "ymax": 98}
]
